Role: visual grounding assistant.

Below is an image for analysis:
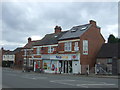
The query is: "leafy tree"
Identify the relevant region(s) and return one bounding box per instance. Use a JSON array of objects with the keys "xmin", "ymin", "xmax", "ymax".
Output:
[
  {"xmin": 108, "ymin": 34, "xmax": 116, "ymax": 43},
  {"xmin": 108, "ymin": 34, "xmax": 120, "ymax": 43}
]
